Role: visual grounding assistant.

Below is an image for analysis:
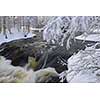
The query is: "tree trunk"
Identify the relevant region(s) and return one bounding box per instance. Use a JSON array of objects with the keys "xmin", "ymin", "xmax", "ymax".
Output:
[
  {"xmin": 3, "ymin": 16, "xmax": 7, "ymax": 39},
  {"xmin": 0, "ymin": 17, "xmax": 2, "ymax": 33}
]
